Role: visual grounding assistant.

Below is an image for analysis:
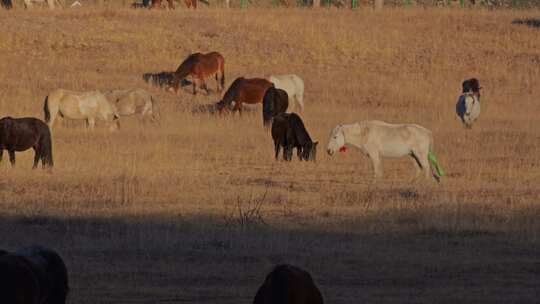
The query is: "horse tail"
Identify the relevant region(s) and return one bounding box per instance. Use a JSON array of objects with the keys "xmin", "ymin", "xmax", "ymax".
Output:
[
  {"xmin": 41, "ymin": 126, "xmax": 54, "ymax": 168},
  {"xmin": 262, "ymin": 87, "xmax": 273, "ymax": 128},
  {"xmin": 44, "ymin": 96, "xmax": 51, "ymax": 123},
  {"xmin": 220, "ymin": 57, "xmax": 225, "ymax": 89},
  {"xmin": 427, "ymin": 135, "xmax": 444, "ymax": 179}
]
